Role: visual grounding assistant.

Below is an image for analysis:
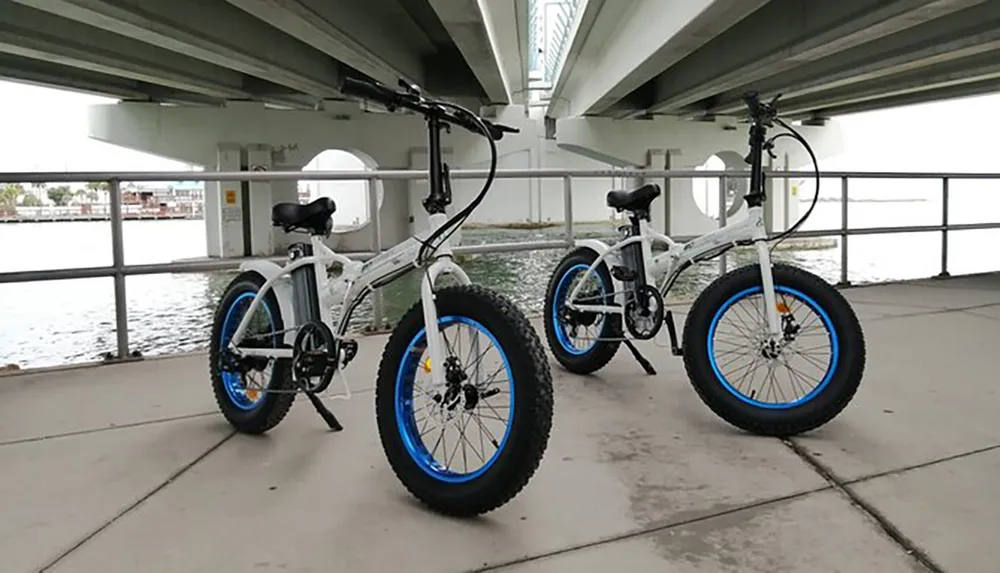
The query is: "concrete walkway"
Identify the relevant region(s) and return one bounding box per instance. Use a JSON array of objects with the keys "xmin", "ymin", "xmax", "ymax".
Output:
[{"xmin": 3, "ymin": 273, "xmax": 1000, "ymax": 573}]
